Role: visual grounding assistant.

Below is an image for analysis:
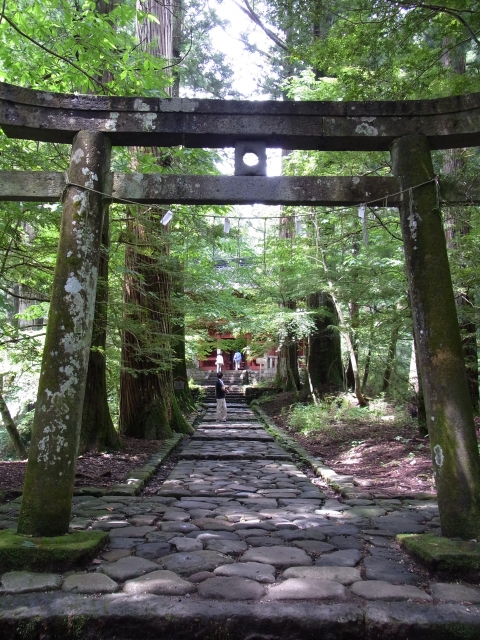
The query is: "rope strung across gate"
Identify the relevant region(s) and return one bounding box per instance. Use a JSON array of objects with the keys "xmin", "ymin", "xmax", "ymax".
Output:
[{"xmin": 60, "ymin": 176, "xmax": 441, "ymax": 222}]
